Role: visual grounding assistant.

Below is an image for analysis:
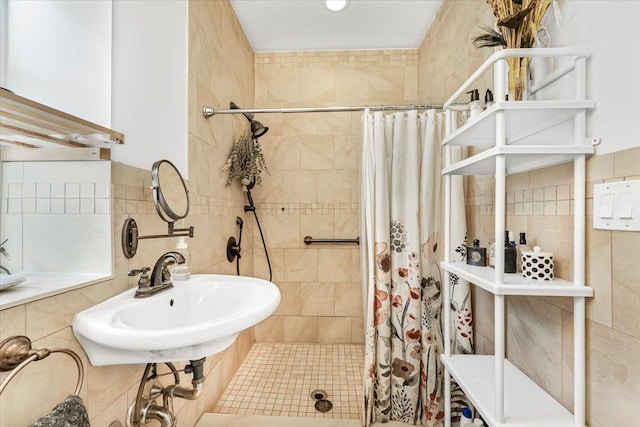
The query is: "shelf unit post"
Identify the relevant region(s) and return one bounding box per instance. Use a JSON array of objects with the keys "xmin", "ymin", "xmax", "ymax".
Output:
[
  {"xmin": 573, "ymin": 55, "xmax": 587, "ymax": 427},
  {"xmin": 493, "ymin": 57, "xmax": 508, "ymax": 425},
  {"xmin": 443, "ymin": 107, "xmax": 453, "ymax": 427}
]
